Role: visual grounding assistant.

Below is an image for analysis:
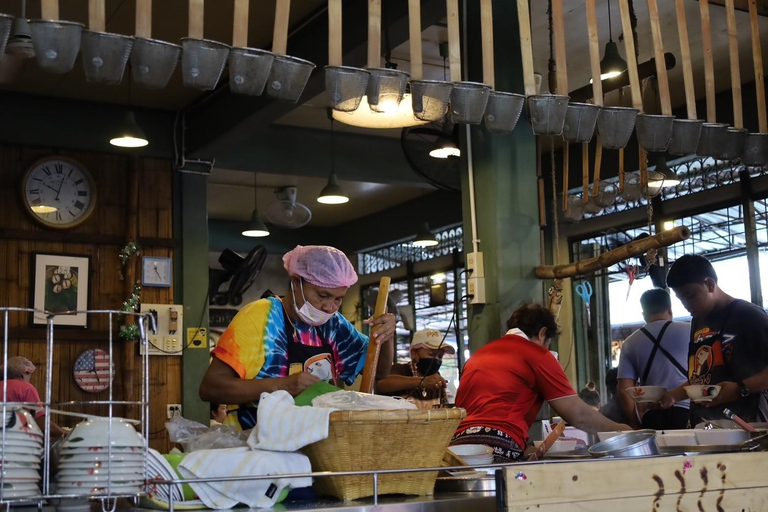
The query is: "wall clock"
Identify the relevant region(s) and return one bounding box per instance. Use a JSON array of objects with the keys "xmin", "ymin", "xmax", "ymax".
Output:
[
  {"xmin": 142, "ymin": 256, "xmax": 173, "ymax": 287},
  {"xmin": 20, "ymin": 156, "xmax": 96, "ymax": 229},
  {"xmin": 73, "ymin": 348, "xmax": 114, "ymax": 394}
]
